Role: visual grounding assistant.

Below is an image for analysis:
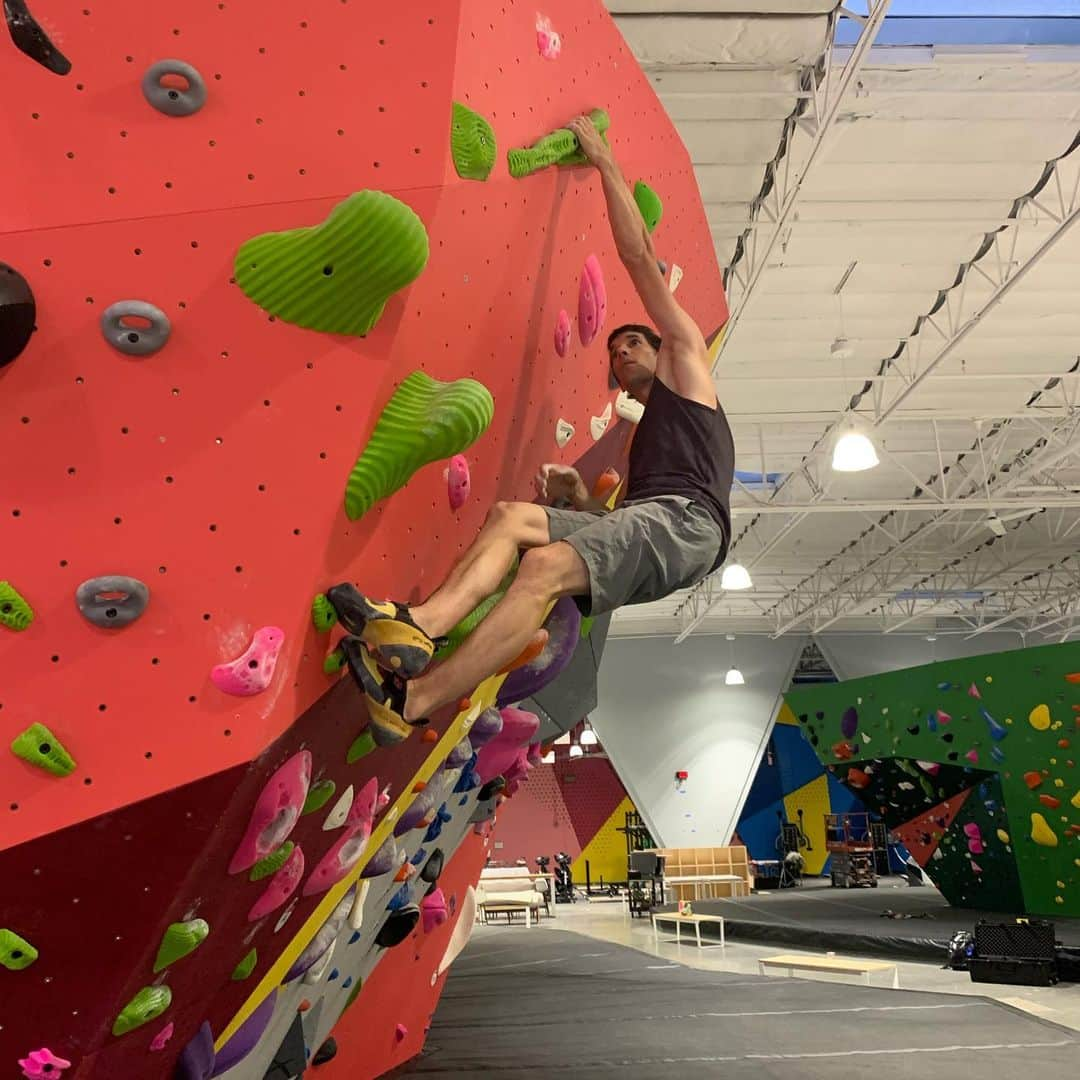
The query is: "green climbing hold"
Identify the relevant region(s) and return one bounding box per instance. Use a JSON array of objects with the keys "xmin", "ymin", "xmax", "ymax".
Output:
[
  {"xmin": 249, "ymin": 841, "xmax": 296, "ymax": 881},
  {"xmin": 346, "ymin": 731, "xmax": 377, "ymax": 763},
  {"xmin": 580, "ymin": 615, "xmax": 596, "ymax": 639},
  {"xmin": 507, "ymin": 109, "xmax": 609, "ymax": 178},
  {"xmin": 231, "ymin": 948, "xmax": 258, "ymax": 981},
  {"xmin": 344, "ymin": 371, "xmax": 494, "ymax": 520},
  {"xmin": 152, "ymin": 918, "xmax": 209, "ymax": 973},
  {"xmin": 633, "ymin": 181, "xmax": 663, "ymax": 233},
  {"xmin": 451, "ymin": 102, "xmax": 496, "ymax": 181},
  {"xmin": 11, "ymin": 722, "xmax": 76, "ymax": 777},
  {"xmin": 0, "ymin": 928, "xmax": 38, "ymax": 971},
  {"xmin": 302, "ymin": 781, "xmax": 336, "ymax": 816},
  {"xmin": 112, "ymin": 985, "xmax": 172, "ymax": 1036},
  {"xmin": 235, "ymin": 191, "xmax": 429, "ymax": 336},
  {"xmin": 437, "ymin": 562, "xmax": 516, "ymax": 659},
  {"xmin": 312, "ymin": 594, "xmax": 337, "ymax": 632},
  {"xmin": 0, "ymin": 581, "xmax": 34, "ymax": 631},
  {"xmin": 324, "ymin": 646, "xmax": 346, "ymax": 675},
  {"xmin": 342, "ymin": 975, "xmax": 364, "ymax": 1013}
]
